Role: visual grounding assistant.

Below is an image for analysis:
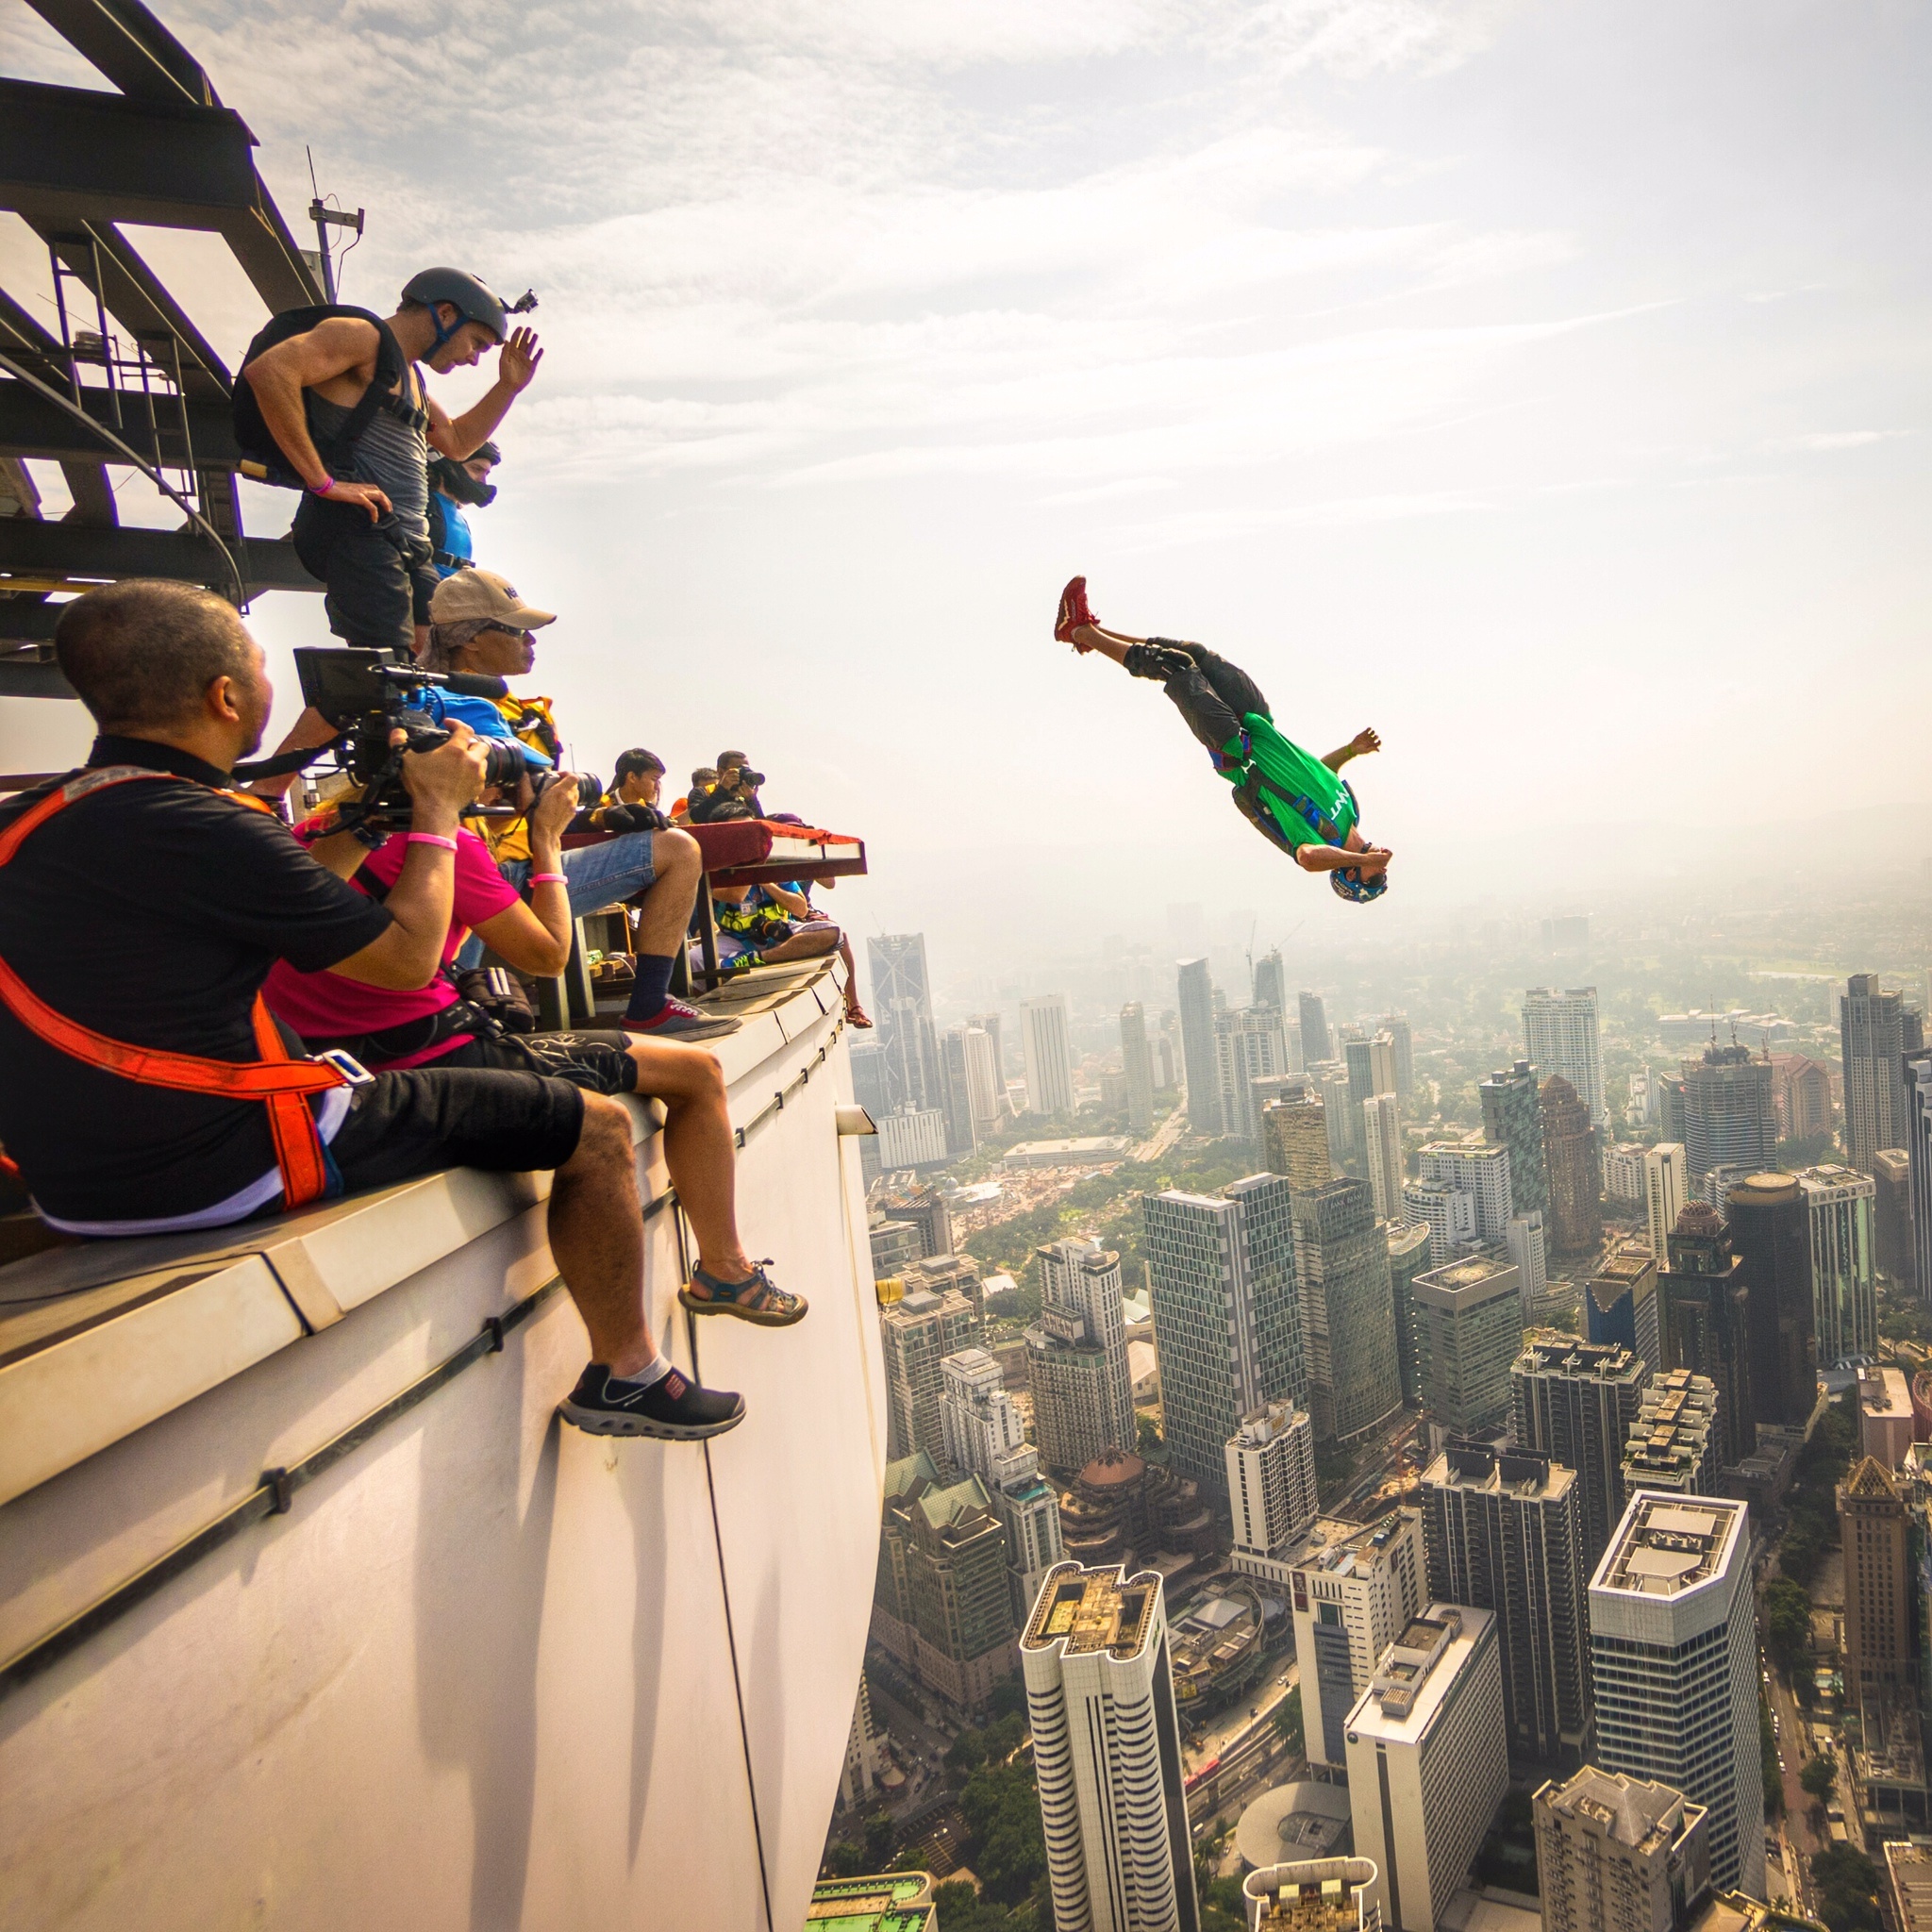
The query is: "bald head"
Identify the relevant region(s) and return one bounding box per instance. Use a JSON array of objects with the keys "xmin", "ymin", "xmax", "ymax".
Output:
[{"xmin": 54, "ymin": 580, "xmax": 259, "ymax": 735}]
